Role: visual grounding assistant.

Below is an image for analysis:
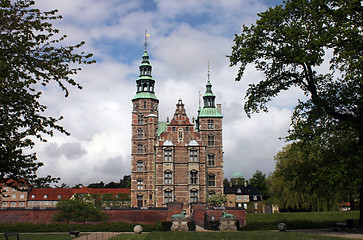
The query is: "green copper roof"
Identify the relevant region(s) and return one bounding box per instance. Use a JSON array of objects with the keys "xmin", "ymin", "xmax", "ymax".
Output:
[
  {"xmin": 158, "ymin": 121, "xmax": 167, "ymax": 136},
  {"xmin": 198, "ymin": 107, "xmax": 223, "ymax": 118},
  {"xmin": 231, "ymin": 172, "xmax": 244, "ymax": 179},
  {"xmin": 133, "ymin": 92, "xmax": 158, "ymax": 101}
]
